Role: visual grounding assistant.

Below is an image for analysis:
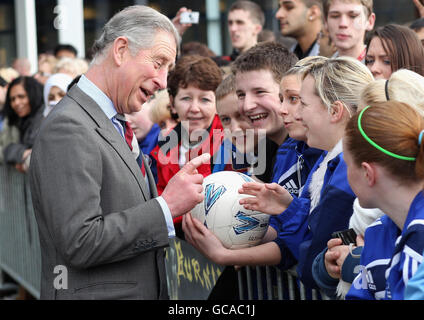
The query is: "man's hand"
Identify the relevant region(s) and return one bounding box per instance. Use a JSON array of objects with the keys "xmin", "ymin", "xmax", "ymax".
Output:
[{"xmin": 161, "ymin": 153, "xmax": 210, "ymax": 218}]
